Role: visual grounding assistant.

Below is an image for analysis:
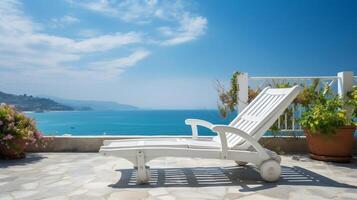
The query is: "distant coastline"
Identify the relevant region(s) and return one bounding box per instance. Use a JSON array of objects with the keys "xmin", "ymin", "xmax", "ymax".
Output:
[
  {"xmin": 0, "ymin": 91, "xmax": 73, "ymax": 112},
  {"xmin": 44, "ymin": 96, "xmax": 138, "ymax": 111},
  {"xmin": 0, "ymin": 91, "xmax": 138, "ymax": 112}
]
